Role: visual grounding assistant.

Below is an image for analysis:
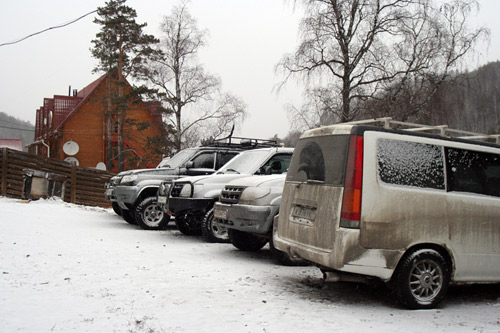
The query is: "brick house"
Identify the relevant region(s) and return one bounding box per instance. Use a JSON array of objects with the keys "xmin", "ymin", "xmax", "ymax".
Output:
[{"xmin": 28, "ymin": 73, "xmax": 166, "ymax": 172}]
